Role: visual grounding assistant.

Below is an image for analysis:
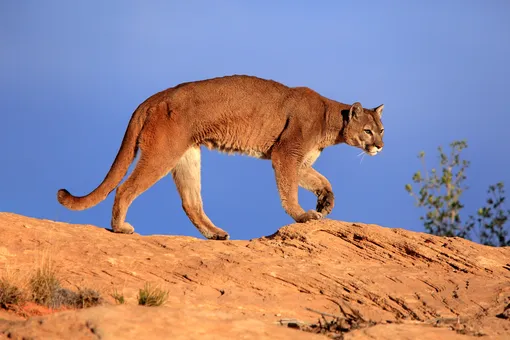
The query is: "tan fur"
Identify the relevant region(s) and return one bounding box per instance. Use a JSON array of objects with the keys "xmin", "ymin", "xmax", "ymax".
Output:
[{"xmin": 58, "ymin": 75, "xmax": 385, "ymax": 240}]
